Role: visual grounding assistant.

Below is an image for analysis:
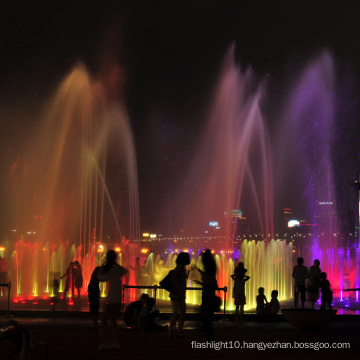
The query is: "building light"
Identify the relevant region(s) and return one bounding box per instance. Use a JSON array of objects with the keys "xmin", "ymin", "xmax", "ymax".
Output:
[{"xmin": 288, "ymin": 220, "xmax": 300, "ymax": 228}]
